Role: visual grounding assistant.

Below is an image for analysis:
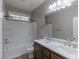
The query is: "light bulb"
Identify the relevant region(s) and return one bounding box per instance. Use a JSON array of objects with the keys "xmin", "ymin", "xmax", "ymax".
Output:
[
  {"xmin": 57, "ymin": 0, "xmax": 62, "ymax": 6},
  {"xmin": 50, "ymin": 2, "xmax": 57, "ymax": 11},
  {"xmin": 49, "ymin": 5, "xmax": 57, "ymax": 11},
  {"xmin": 52, "ymin": 2, "xmax": 57, "ymax": 8},
  {"xmin": 49, "ymin": 5, "xmax": 53, "ymax": 9},
  {"xmin": 49, "ymin": 2, "xmax": 57, "ymax": 10}
]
